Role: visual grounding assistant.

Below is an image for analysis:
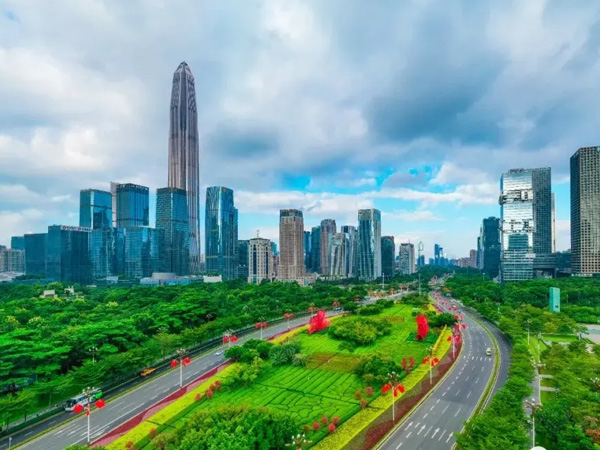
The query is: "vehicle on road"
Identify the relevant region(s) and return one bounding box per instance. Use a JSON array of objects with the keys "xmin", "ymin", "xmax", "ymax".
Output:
[
  {"xmin": 486, "ymin": 347, "xmax": 492, "ymax": 356},
  {"xmin": 140, "ymin": 367, "xmax": 156, "ymax": 377},
  {"xmin": 215, "ymin": 351, "xmax": 223, "ymax": 356},
  {"xmin": 64, "ymin": 388, "xmax": 102, "ymax": 411}
]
